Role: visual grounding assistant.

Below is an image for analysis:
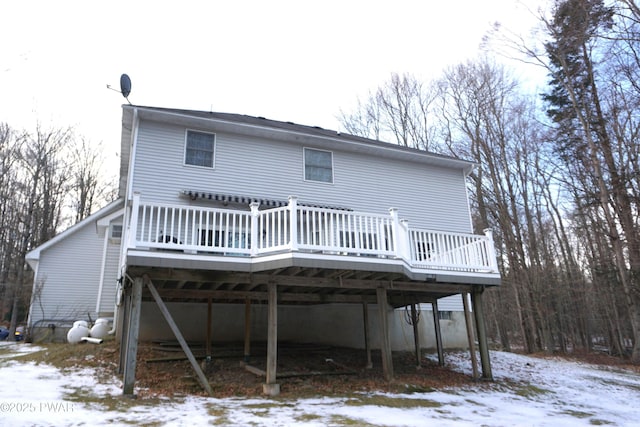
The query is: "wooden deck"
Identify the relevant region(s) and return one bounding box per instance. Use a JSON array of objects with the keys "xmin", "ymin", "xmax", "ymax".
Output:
[
  {"xmin": 119, "ymin": 194, "xmax": 499, "ymax": 396},
  {"xmin": 124, "ymin": 193, "xmax": 500, "ymax": 295}
]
